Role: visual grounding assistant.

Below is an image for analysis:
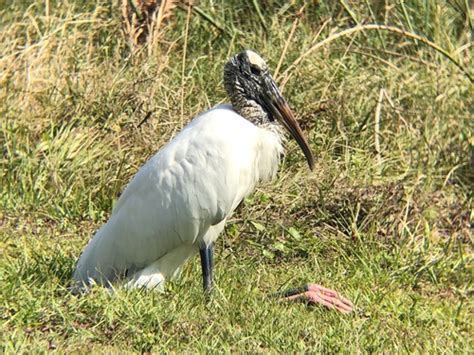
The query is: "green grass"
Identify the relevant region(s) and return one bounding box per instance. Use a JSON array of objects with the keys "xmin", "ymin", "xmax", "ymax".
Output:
[{"xmin": 1, "ymin": 0, "xmax": 472, "ymax": 352}]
